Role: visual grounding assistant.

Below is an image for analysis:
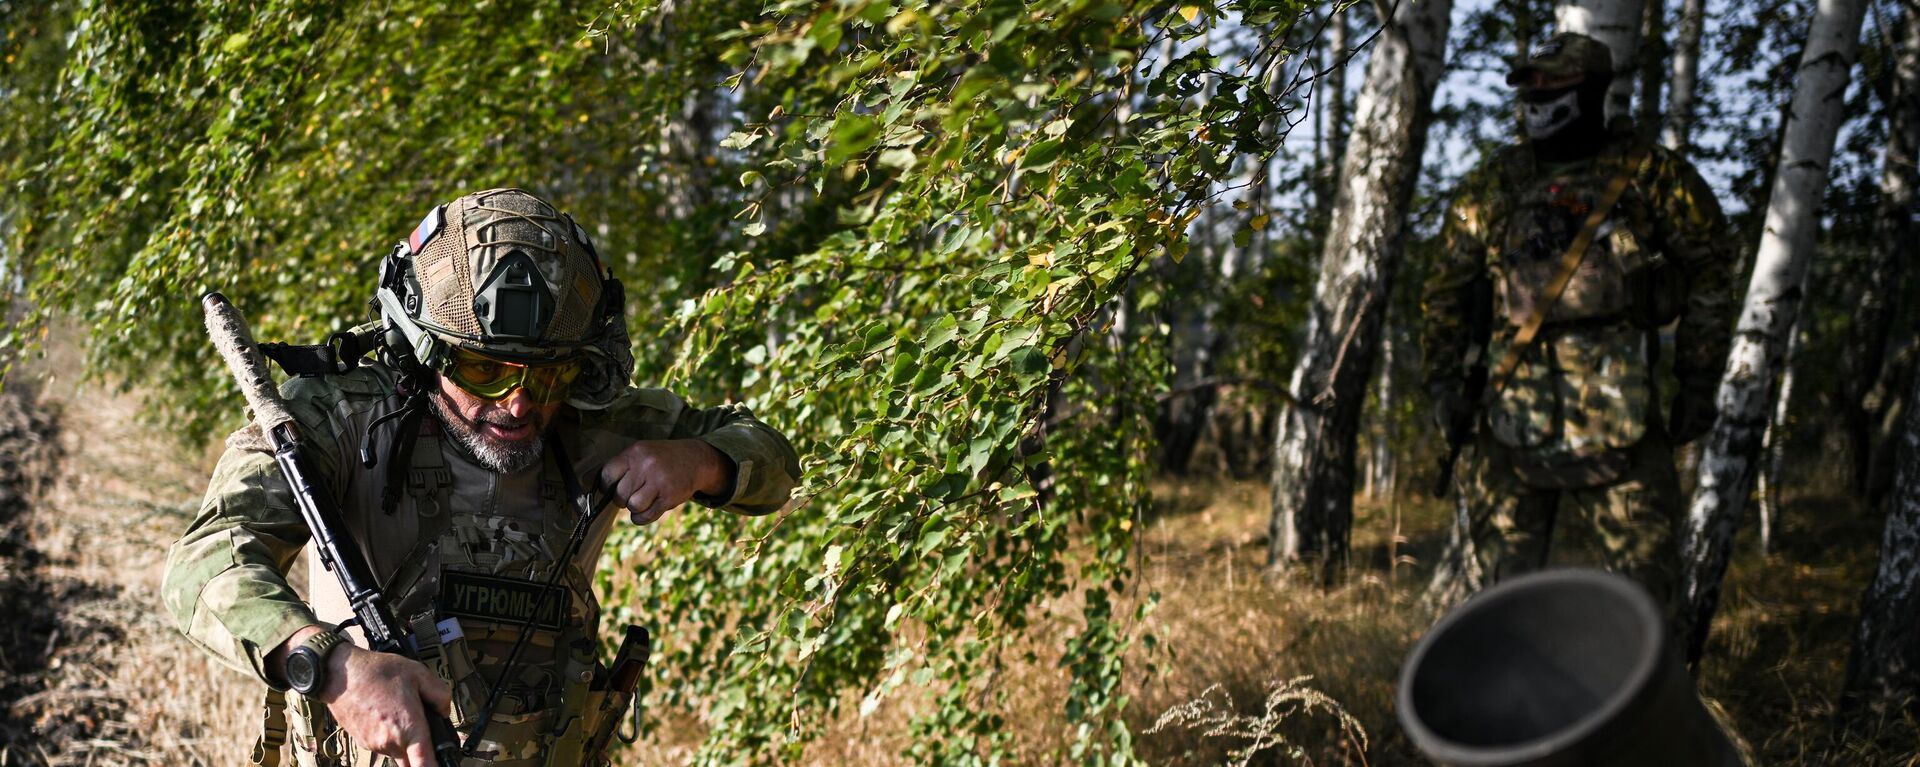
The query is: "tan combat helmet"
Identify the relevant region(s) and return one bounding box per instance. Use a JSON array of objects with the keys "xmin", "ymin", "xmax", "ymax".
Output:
[
  {"xmin": 1507, "ymin": 32, "xmax": 1614, "ymax": 86},
  {"xmin": 376, "ymin": 188, "xmax": 633, "ymax": 409}
]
